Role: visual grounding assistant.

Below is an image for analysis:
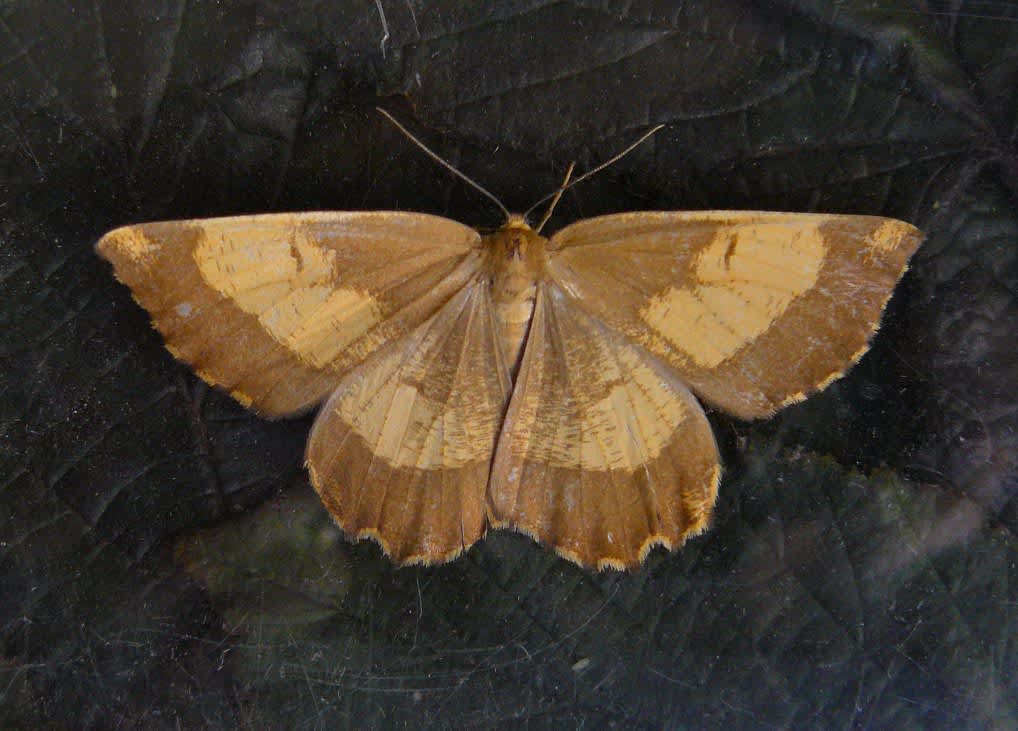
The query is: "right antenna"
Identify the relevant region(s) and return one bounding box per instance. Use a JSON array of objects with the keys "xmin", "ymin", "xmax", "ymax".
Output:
[{"xmin": 525, "ymin": 123, "xmax": 666, "ymax": 232}]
